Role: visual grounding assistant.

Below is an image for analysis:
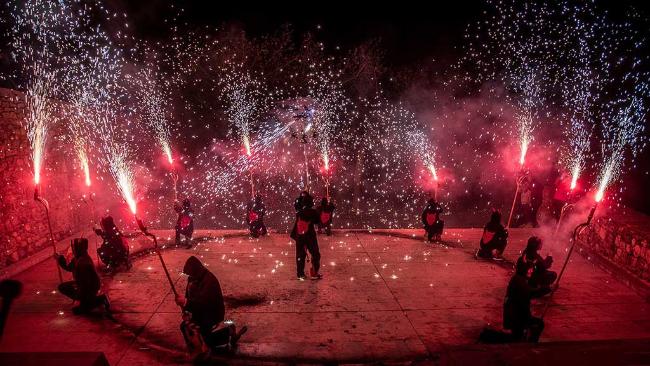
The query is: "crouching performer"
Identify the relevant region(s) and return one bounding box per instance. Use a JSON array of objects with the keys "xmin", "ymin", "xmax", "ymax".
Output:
[
  {"xmin": 503, "ymin": 259, "xmax": 546, "ymax": 342},
  {"xmin": 177, "ymin": 256, "xmax": 247, "ymax": 357},
  {"xmin": 55, "ymin": 238, "xmax": 110, "ymax": 315}
]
